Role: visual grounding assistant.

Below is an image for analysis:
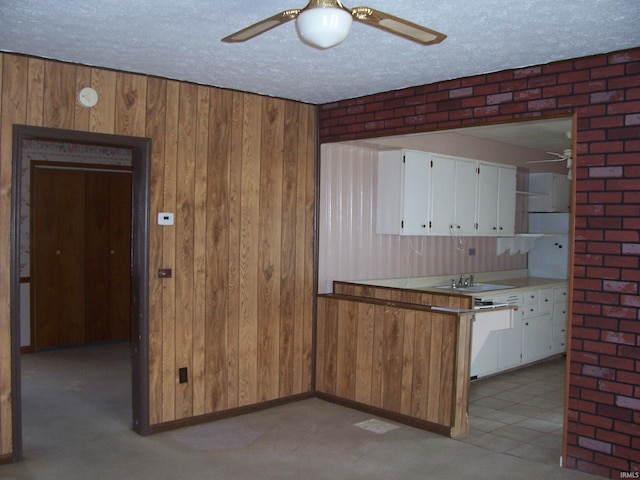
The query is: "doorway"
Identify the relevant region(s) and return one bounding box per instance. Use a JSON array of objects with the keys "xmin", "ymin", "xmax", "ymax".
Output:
[{"xmin": 10, "ymin": 126, "xmax": 152, "ymax": 462}]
